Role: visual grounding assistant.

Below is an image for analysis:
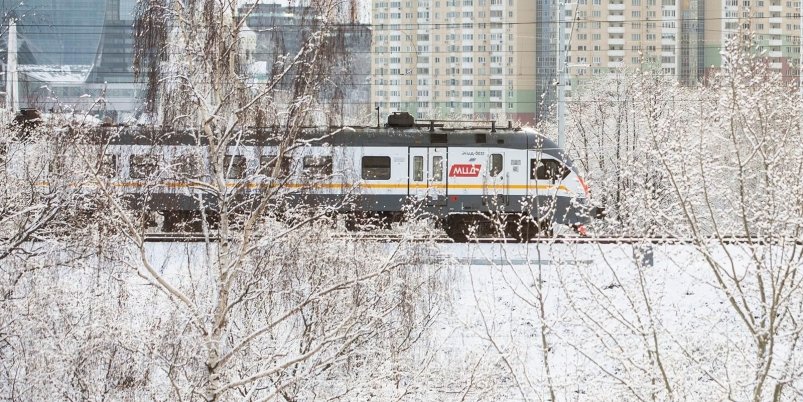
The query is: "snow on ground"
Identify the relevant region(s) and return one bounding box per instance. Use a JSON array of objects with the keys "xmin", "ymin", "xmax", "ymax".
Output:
[
  {"xmin": 424, "ymin": 242, "xmax": 796, "ymax": 401},
  {"xmin": 123, "ymin": 241, "xmax": 800, "ymax": 400}
]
